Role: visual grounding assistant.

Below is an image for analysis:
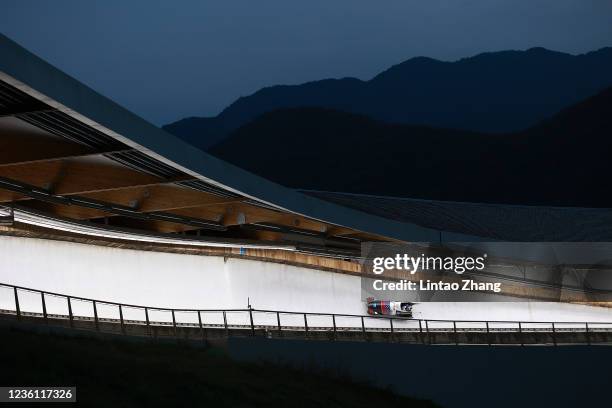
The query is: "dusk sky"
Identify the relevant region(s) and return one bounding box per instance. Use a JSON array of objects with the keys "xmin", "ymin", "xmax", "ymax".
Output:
[{"xmin": 2, "ymin": 0, "xmax": 612, "ymax": 125}]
